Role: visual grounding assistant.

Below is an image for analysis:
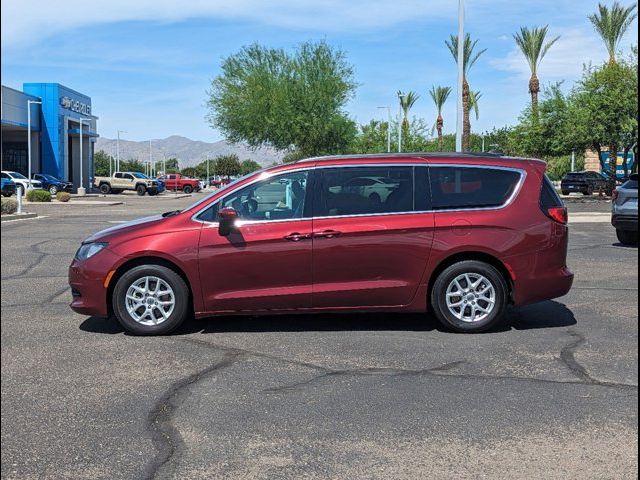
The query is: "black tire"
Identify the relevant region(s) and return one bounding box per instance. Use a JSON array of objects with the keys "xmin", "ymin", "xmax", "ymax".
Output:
[
  {"xmin": 49, "ymin": 185, "xmax": 58, "ymax": 195},
  {"xmin": 183, "ymin": 185, "xmax": 193, "ymax": 194},
  {"xmin": 148, "ymin": 189, "xmax": 158, "ymax": 196},
  {"xmin": 136, "ymin": 184, "xmax": 147, "ymax": 196},
  {"xmin": 562, "ymin": 190, "xmax": 570, "ymax": 196},
  {"xmin": 99, "ymin": 183, "xmax": 111, "ymax": 194},
  {"xmin": 584, "ymin": 185, "xmax": 594, "ymax": 196},
  {"xmin": 430, "ymin": 260, "xmax": 509, "ymax": 333},
  {"xmin": 112, "ymin": 265, "xmax": 190, "ymax": 335},
  {"xmin": 616, "ymin": 229, "xmax": 638, "ymax": 246}
]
